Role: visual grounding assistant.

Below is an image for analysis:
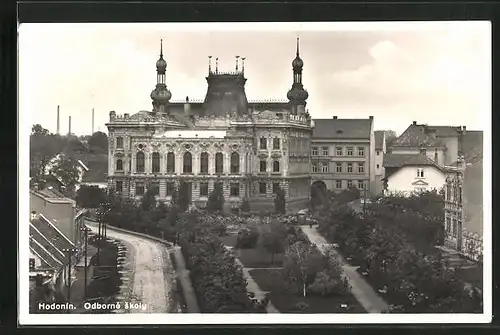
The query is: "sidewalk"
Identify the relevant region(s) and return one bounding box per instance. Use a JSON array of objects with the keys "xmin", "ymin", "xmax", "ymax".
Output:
[
  {"xmin": 172, "ymin": 246, "xmax": 200, "ymax": 313},
  {"xmin": 300, "ymin": 226, "xmax": 388, "ymax": 313}
]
